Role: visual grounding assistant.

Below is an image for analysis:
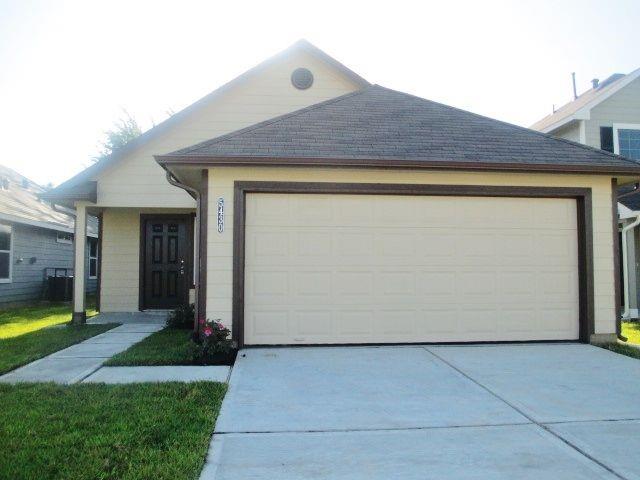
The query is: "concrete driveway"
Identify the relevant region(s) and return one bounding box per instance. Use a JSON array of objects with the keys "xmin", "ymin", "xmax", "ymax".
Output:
[{"xmin": 202, "ymin": 344, "xmax": 640, "ymax": 479}]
